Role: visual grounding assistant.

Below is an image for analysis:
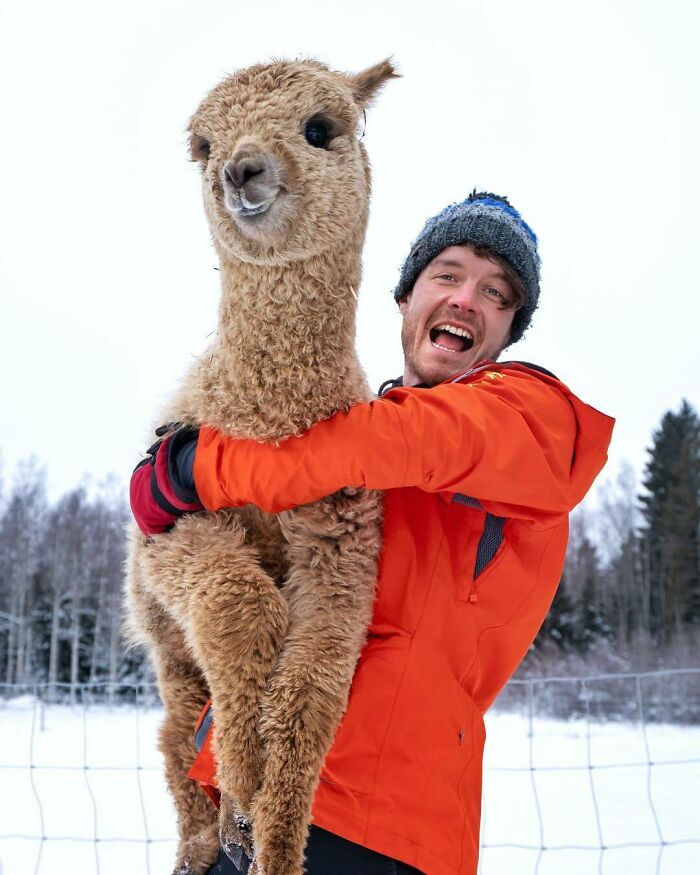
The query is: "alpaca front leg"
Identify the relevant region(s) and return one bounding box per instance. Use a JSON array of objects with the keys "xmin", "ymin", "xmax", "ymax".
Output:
[
  {"xmin": 125, "ymin": 547, "xmax": 219, "ymax": 875},
  {"xmin": 158, "ymin": 645, "xmax": 220, "ymax": 875},
  {"xmin": 250, "ymin": 659, "xmax": 352, "ymax": 875},
  {"xmin": 189, "ymin": 562, "xmax": 288, "ymax": 835},
  {"xmin": 250, "ymin": 626, "xmax": 371, "ymax": 875},
  {"xmin": 141, "ymin": 512, "xmax": 289, "ymax": 860},
  {"xmin": 251, "ymin": 492, "xmax": 382, "ymax": 875}
]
